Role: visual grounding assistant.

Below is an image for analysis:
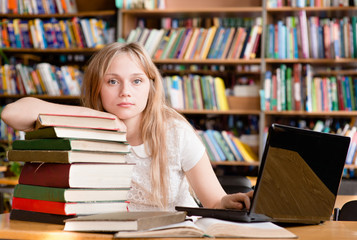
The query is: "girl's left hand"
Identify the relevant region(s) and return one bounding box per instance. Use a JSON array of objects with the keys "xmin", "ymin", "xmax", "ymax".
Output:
[{"xmin": 220, "ymin": 190, "xmax": 254, "ymax": 210}]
